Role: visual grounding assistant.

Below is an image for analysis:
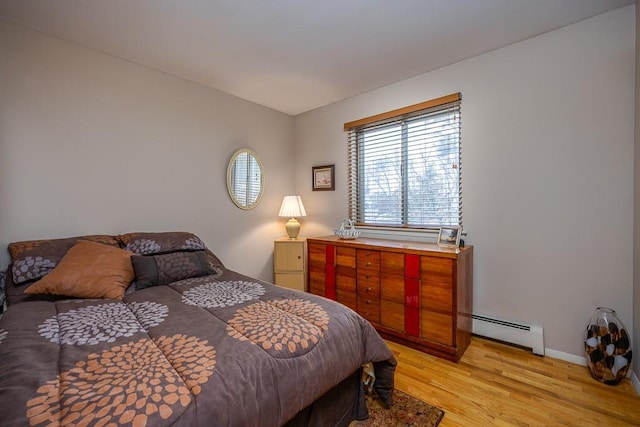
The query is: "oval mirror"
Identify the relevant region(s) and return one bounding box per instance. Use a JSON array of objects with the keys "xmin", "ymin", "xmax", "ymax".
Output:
[{"xmin": 227, "ymin": 148, "xmax": 264, "ymax": 210}]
